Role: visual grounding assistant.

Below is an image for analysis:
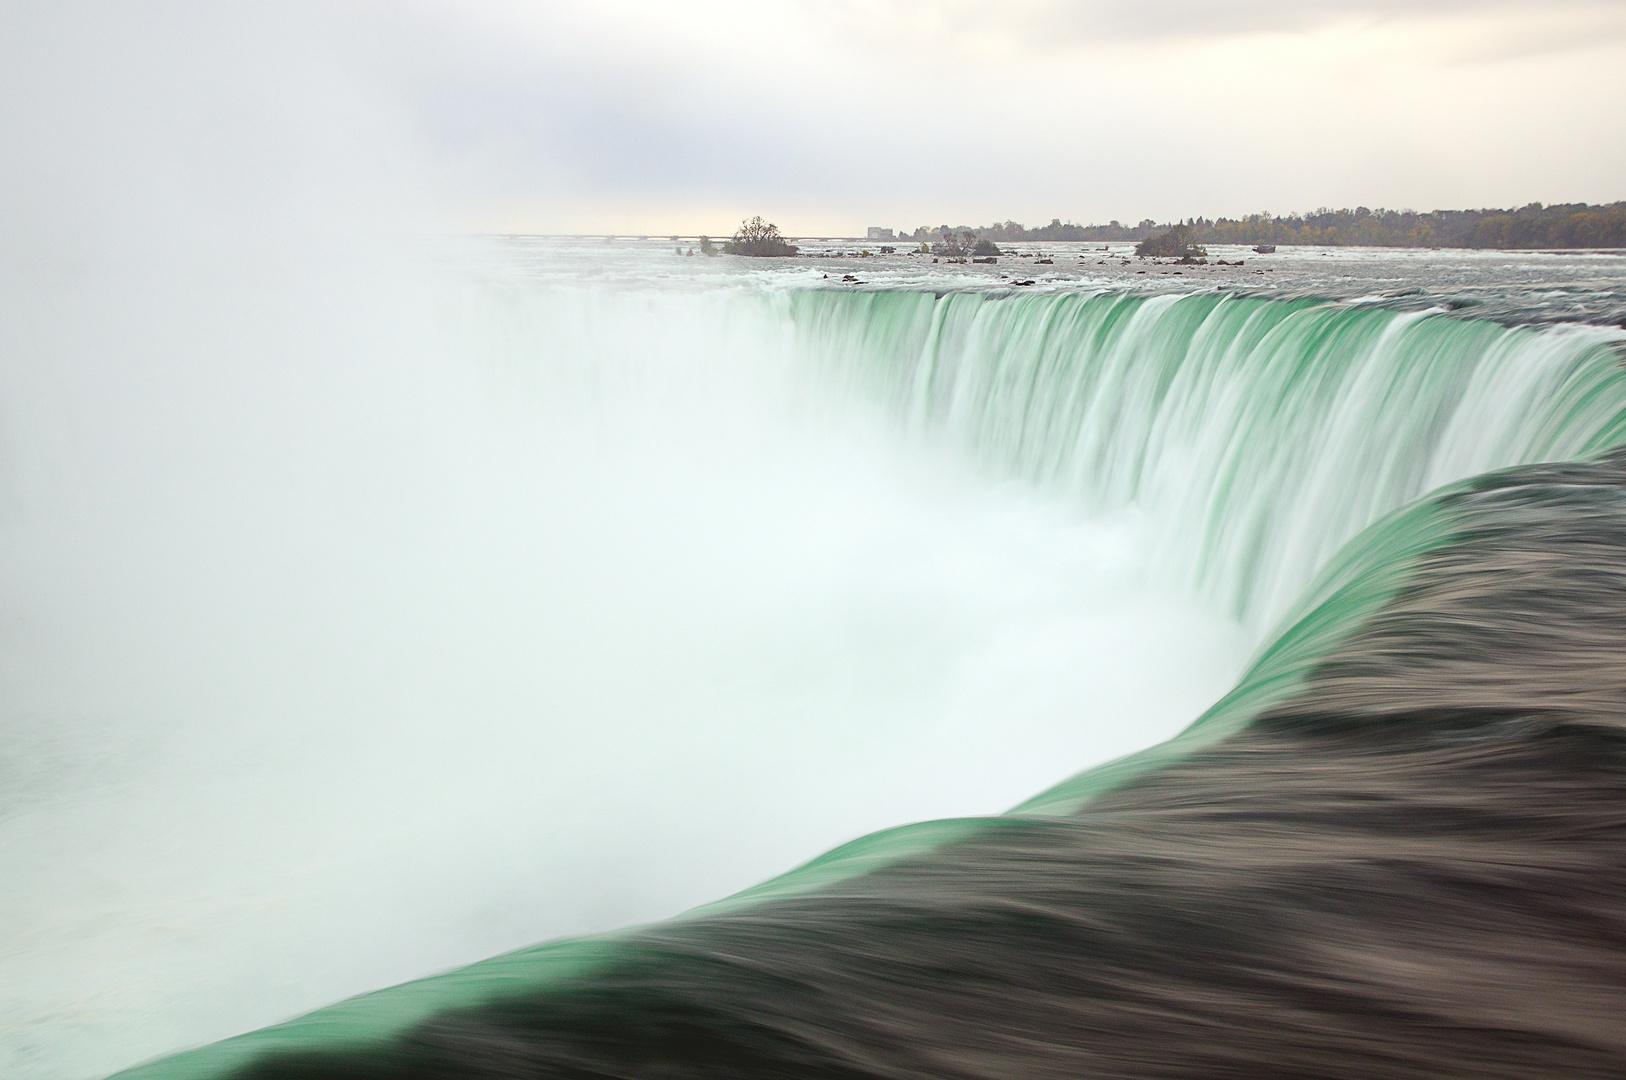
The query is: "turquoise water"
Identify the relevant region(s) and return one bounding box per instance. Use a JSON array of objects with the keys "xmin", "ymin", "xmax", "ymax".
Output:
[
  {"xmin": 106, "ymin": 279, "xmax": 1626, "ymax": 1080},
  {"xmin": 789, "ymin": 288, "xmax": 1626, "ymax": 624}
]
